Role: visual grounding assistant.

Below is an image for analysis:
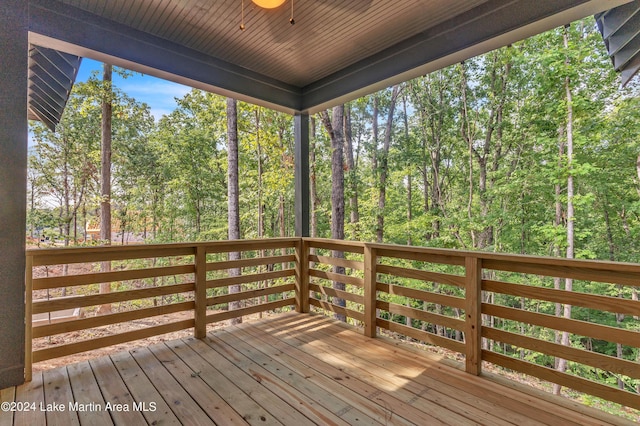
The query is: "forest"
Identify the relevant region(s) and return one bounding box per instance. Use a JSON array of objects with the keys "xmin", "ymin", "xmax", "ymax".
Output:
[{"xmin": 27, "ymin": 18, "xmax": 640, "ymax": 415}]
